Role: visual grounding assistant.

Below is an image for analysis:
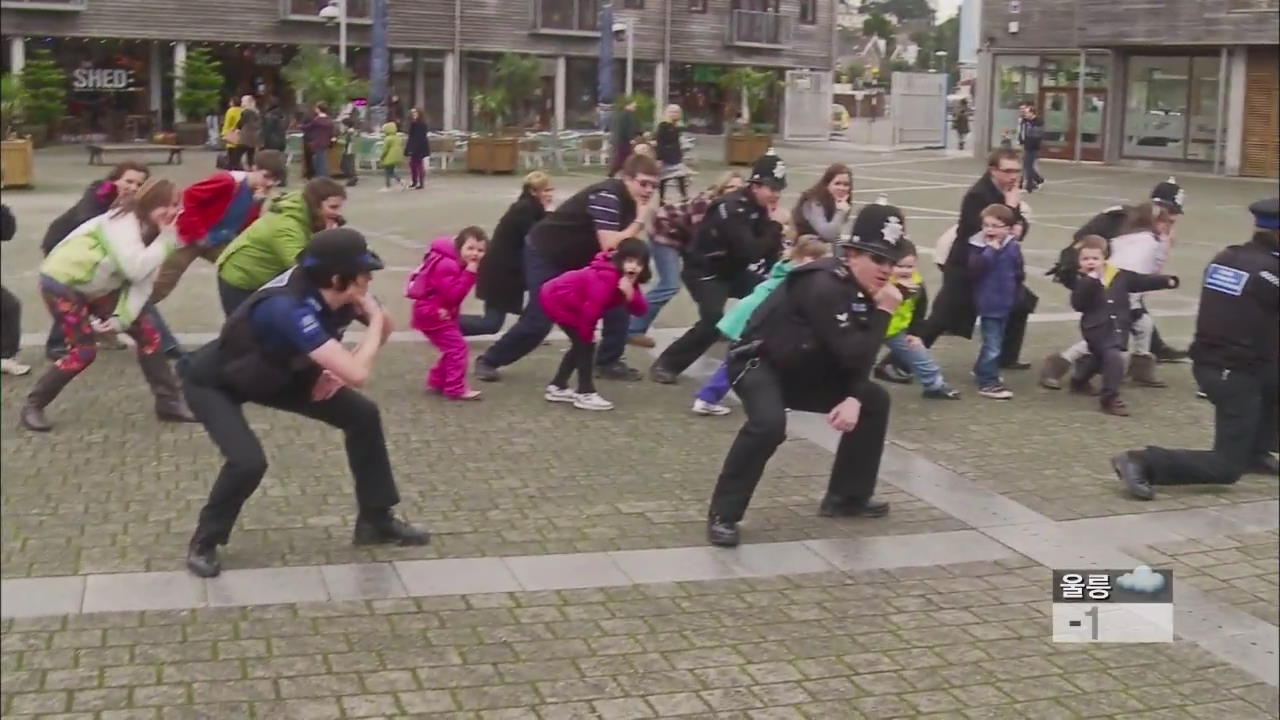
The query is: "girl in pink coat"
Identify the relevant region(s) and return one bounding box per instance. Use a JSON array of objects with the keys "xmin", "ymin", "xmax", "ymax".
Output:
[
  {"xmin": 539, "ymin": 238, "xmax": 651, "ymax": 411},
  {"xmin": 407, "ymin": 227, "xmax": 489, "ymax": 399}
]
